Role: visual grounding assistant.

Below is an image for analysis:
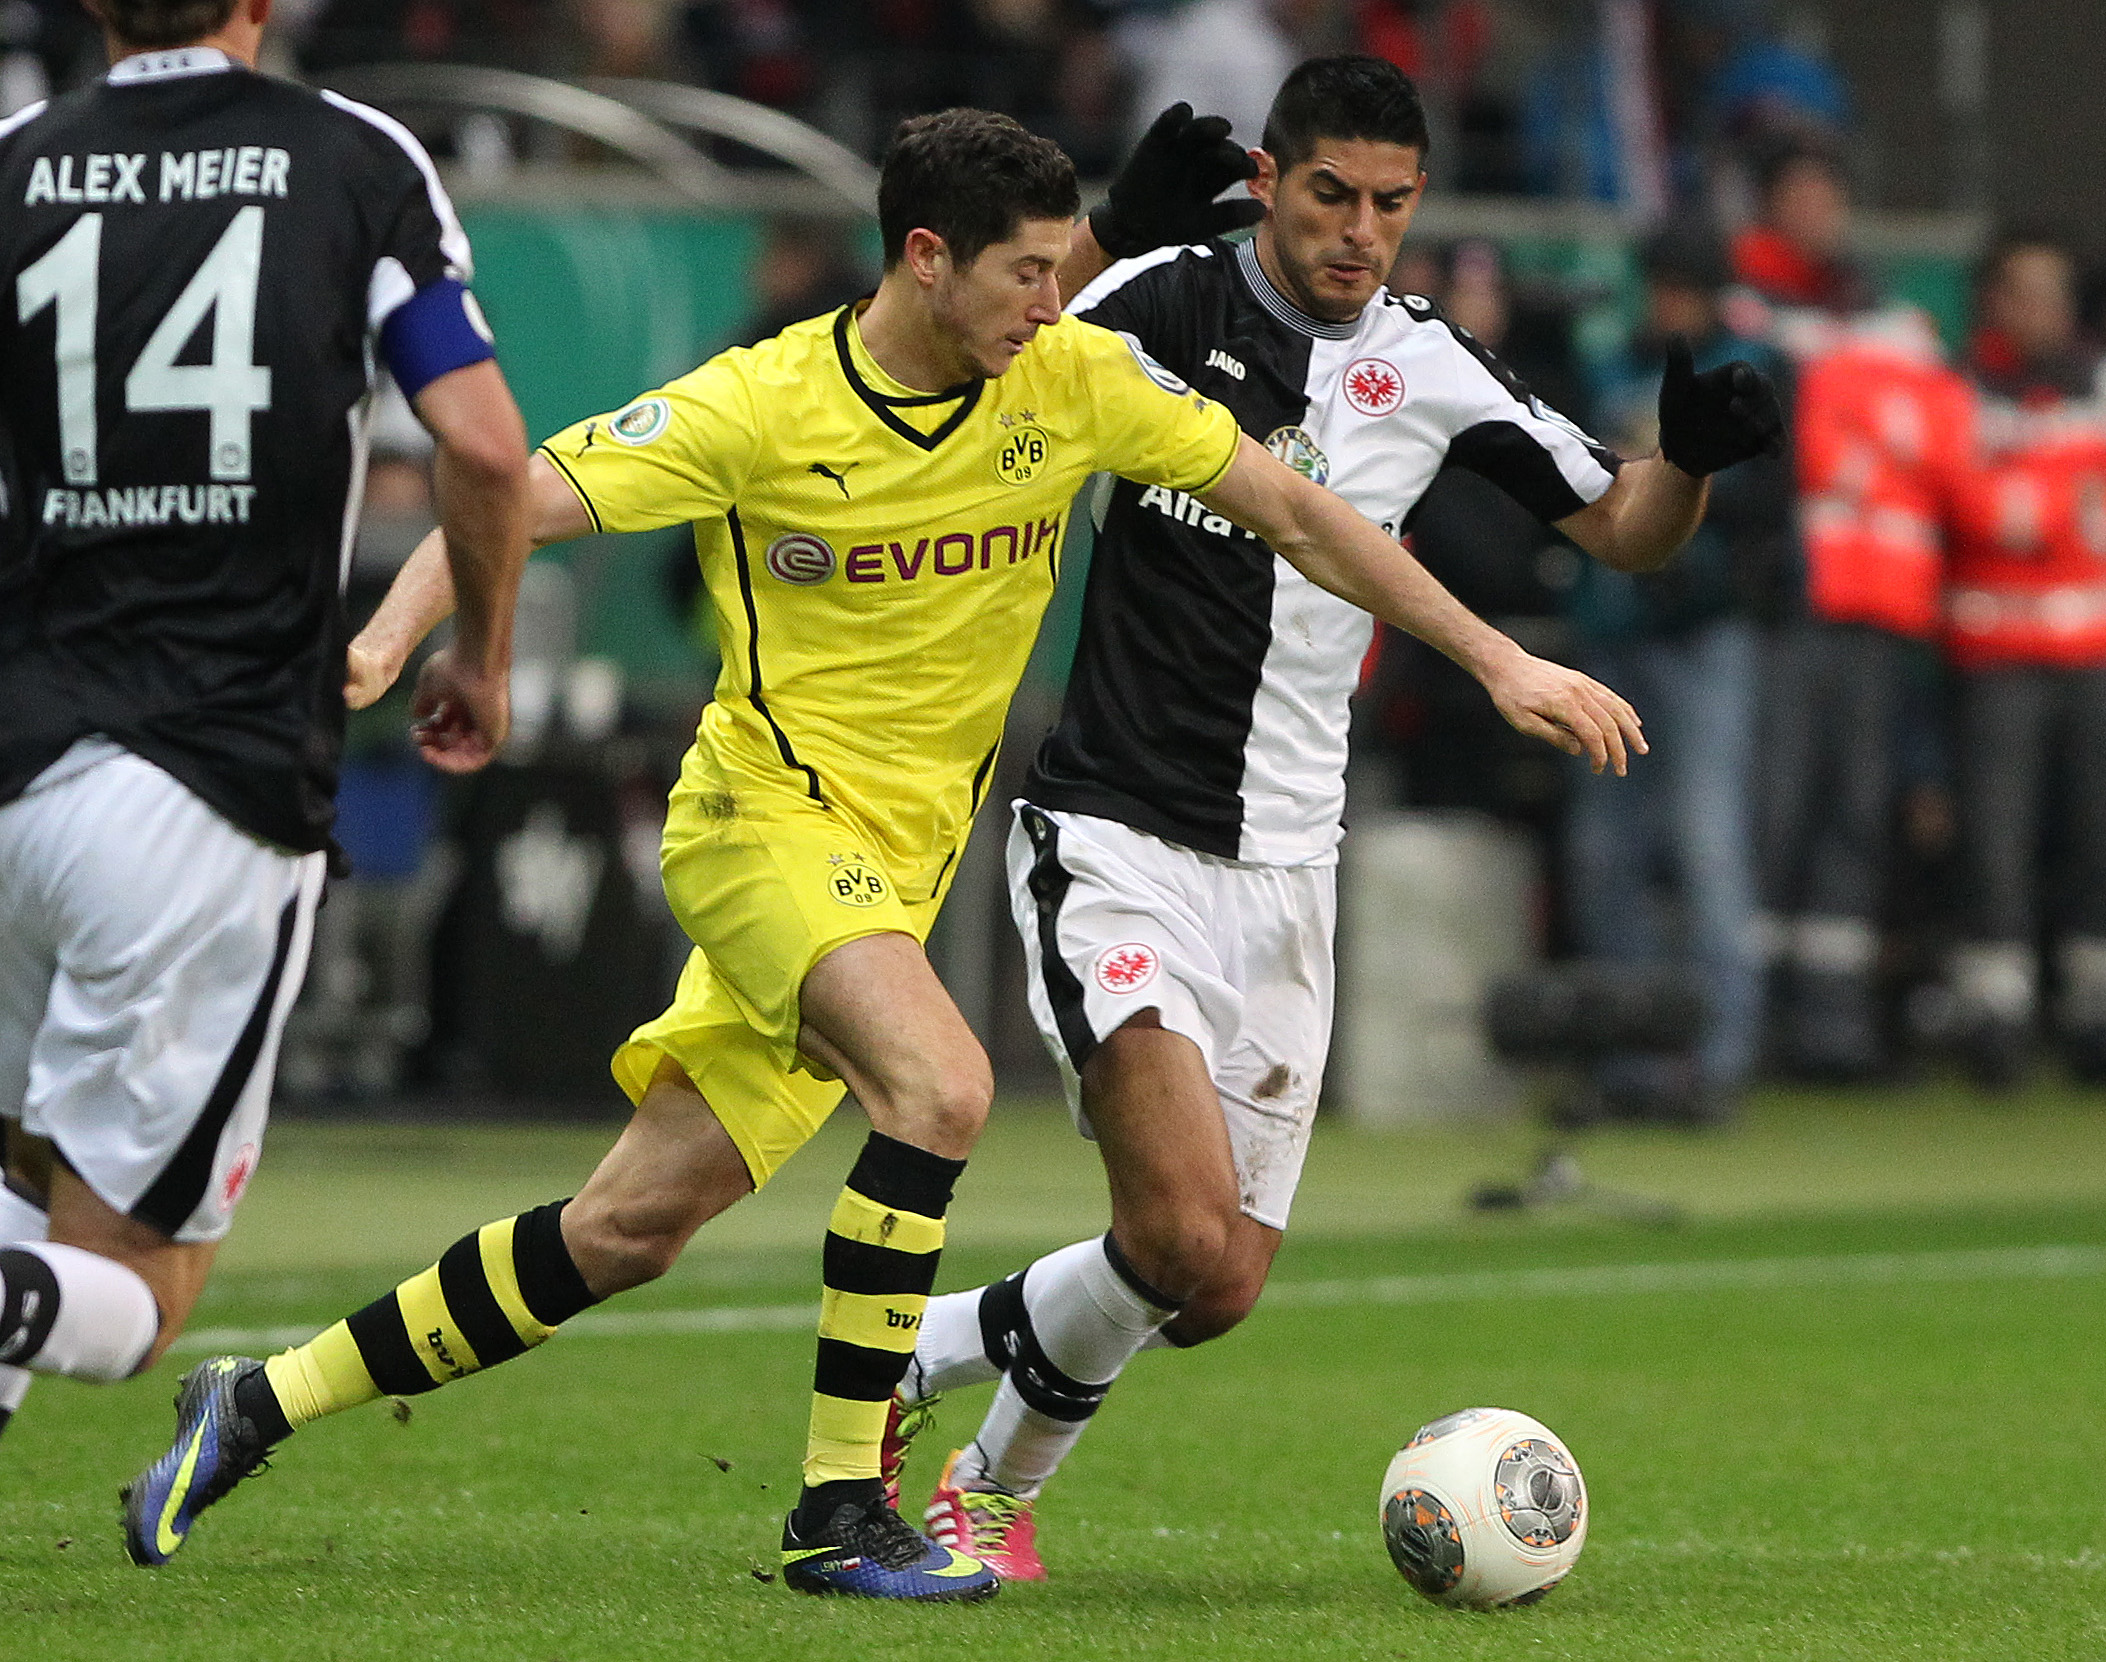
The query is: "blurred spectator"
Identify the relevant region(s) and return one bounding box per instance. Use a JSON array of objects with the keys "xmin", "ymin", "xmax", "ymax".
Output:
[
  {"xmin": 300, "ymin": 0, "xmax": 562, "ymax": 76},
  {"xmin": 1744, "ymin": 140, "xmax": 1971, "ymax": 1079},
  {"xmin": 1127, "ymin": 0, "xmax": 1343, "ymax": 149},
  {"xmin": 1560, "ymin": 222, "xmax": 1793, "ymax": 1124},
  {"xmin": 737, "ymin": 214, "xmax": 874, "ymax": 344},
  {"xmin": 1729, "ymin": 138, "xmax": 1873, "ymax": 321},
  {"xmin": 682, "ymin": 0, "xmax": 816, "ymax": 106},
  {"xmin": 2, "ymin": 0, "xmax": 102, "ymax": 111},
  {"xmin": 1519, "ymin": 0, "xmax": 1667, "ymax": 212},
  {"xmin": 1359, "ymin": 237, "xmax": 1589, "ymax": 831},
  {"xmin": 1942, "ymin": 231, "xmax": 2106, "ymax": 1085},
  {"xmin": 581, "ymin": 0, "xmax": 686, "ymax": 79}
]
